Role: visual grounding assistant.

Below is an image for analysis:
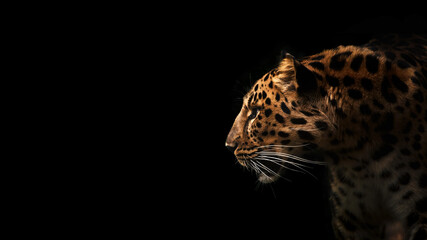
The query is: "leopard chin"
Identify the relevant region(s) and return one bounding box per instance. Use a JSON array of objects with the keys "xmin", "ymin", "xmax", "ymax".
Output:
[
  {"xmin": 253, "ymin": 160, "xmax": 283, "ymax": 183},
  {"xmin": 258, "ymin": 173, "xmax": 281, "ymax": 184}
]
